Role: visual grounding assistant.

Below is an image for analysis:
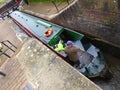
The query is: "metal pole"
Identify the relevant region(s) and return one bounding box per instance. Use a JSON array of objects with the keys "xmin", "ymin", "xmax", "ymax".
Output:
[
  {"xmin": 66, "ymin": 0, "xmax": 69, "ymax": 5},
  {"xmin": 51, "ymin": 0, "xmax": 59, "ymax": 12},
  {"xmin": 3, "ymin": 52, "xmax": 11, "ymax": 58},
  {"xmin": 1, "ymin": 42, "xmax": 15, "ymax": 52}
]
